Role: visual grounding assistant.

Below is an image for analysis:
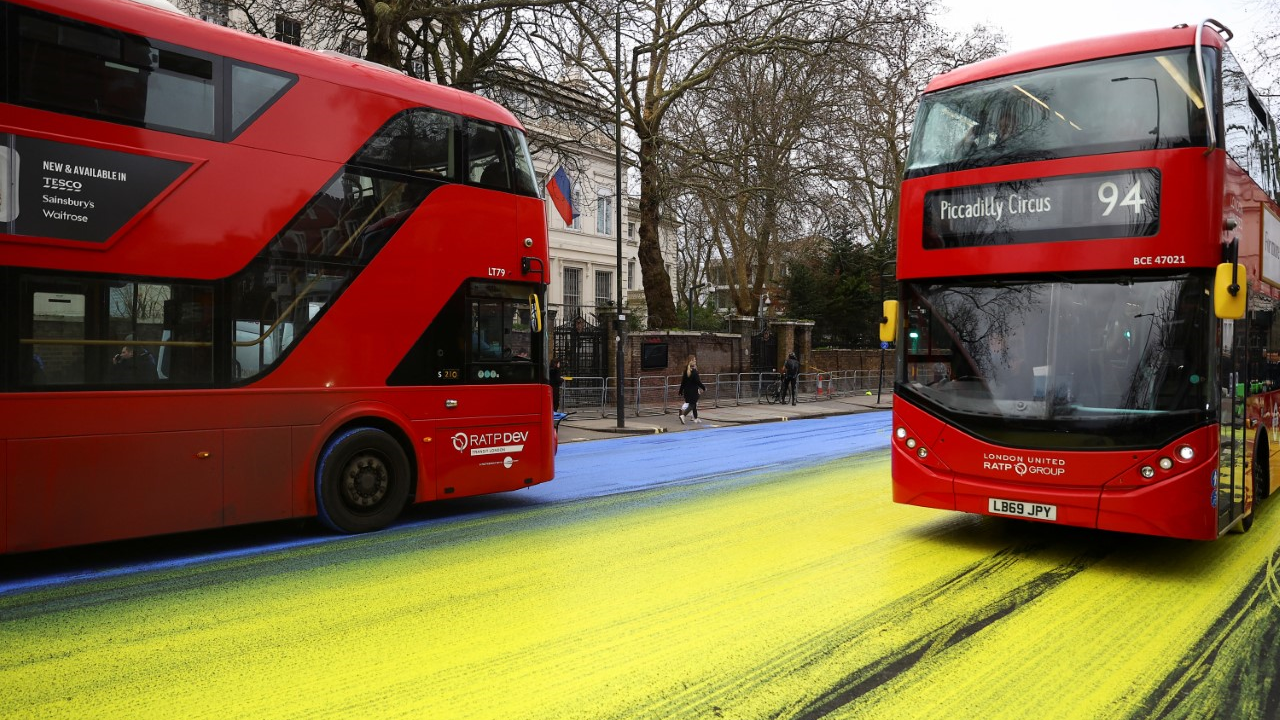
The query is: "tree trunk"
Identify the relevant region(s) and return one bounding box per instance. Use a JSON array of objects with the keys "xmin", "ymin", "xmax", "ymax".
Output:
[
  {"xmin": 363, "ymin": 2, "xmax": 403, "ymax": 71},
  {"xmin": 637, "ymin": 135, "xmax": 677, "ymax": 327}
]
